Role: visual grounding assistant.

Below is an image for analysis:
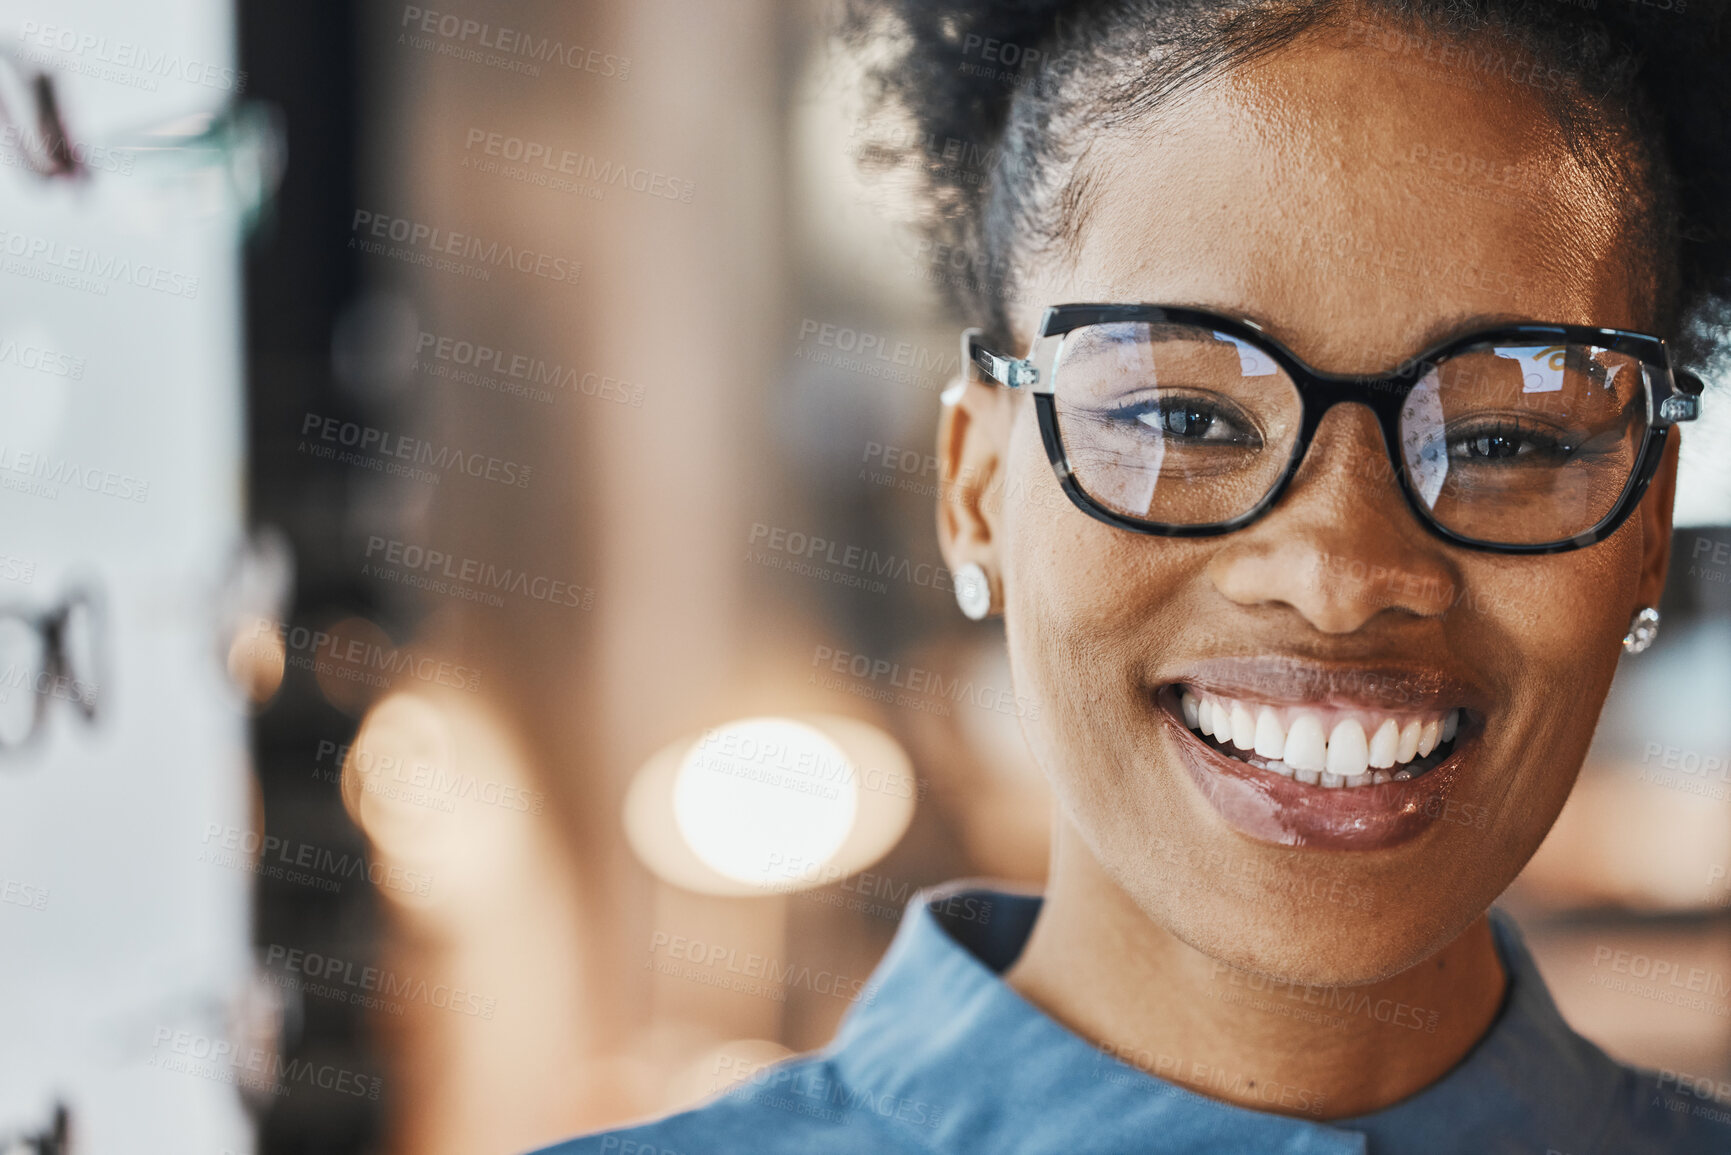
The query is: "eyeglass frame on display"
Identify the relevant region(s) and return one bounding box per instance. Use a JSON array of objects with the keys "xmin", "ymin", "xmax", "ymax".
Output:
[
  {"xmin": 0, "ymin": 586, "xmax": 103, "ymax": 757},
  {"xmin": 963, "ymin": 303, "xmax": 1704, "ymax": 555}
]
